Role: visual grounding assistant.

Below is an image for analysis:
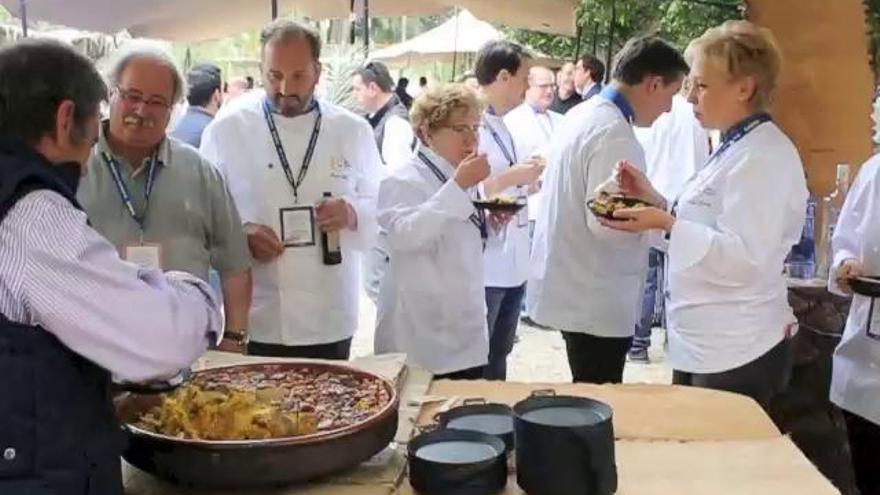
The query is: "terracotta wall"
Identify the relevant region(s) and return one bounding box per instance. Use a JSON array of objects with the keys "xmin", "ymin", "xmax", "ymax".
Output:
[{"xmin": 748, "ymin": 0, "xmax": 875, "ymax": 194}]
